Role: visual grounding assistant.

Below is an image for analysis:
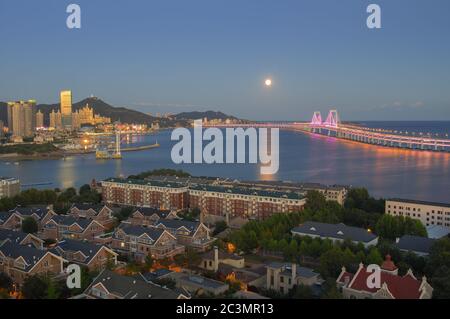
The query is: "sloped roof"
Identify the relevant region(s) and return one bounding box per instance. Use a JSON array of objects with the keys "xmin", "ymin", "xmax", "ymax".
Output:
[
  {"xmin": 292, "ymin": 221, "xmax": 377, "ymax": 243},
  {"xmin": 134, "ymin": 207, "xmax": 171, "ymax": 218},
  {"xmin": 154, "ymin": 219, "xmax": 200, "ymax": 234},
  {"xmin": 116, "ymin": 224, "xmax": 165, "ymax": 242},
  {"xmin": 71, "ymin": 203, "xmax": 109, "ymax": 213},
  {"xmin": 87, "ymin": 269, "xmax": 181, "ymax": 299},
  {"xmin": 0, "ymin": 229, "xmax": 35, "ymax": 244},
  {"xmin": 9, "ymin": 207, "xmax": 47, "ymax": 219},
  {"xmin": 348, "ymin": 267, "xmax": 424, "ymax": 299},
  {"xmin": 0, "ymin": 212, "xmax": 14, "ymax": 224},
  {"xmin": 395, "ymin": 235, "xmax": 436, "ymax": 255},
  {"xmin": 49, "ymin": 215, "xmax": 92, "ymax": 229},
  {"xmin": 55, "ymin": 239, "xmax": 113, "ymax": 264},
  {"xmin": 0, "ymin": 241, "xmax": 48, "ymax": 271}
]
